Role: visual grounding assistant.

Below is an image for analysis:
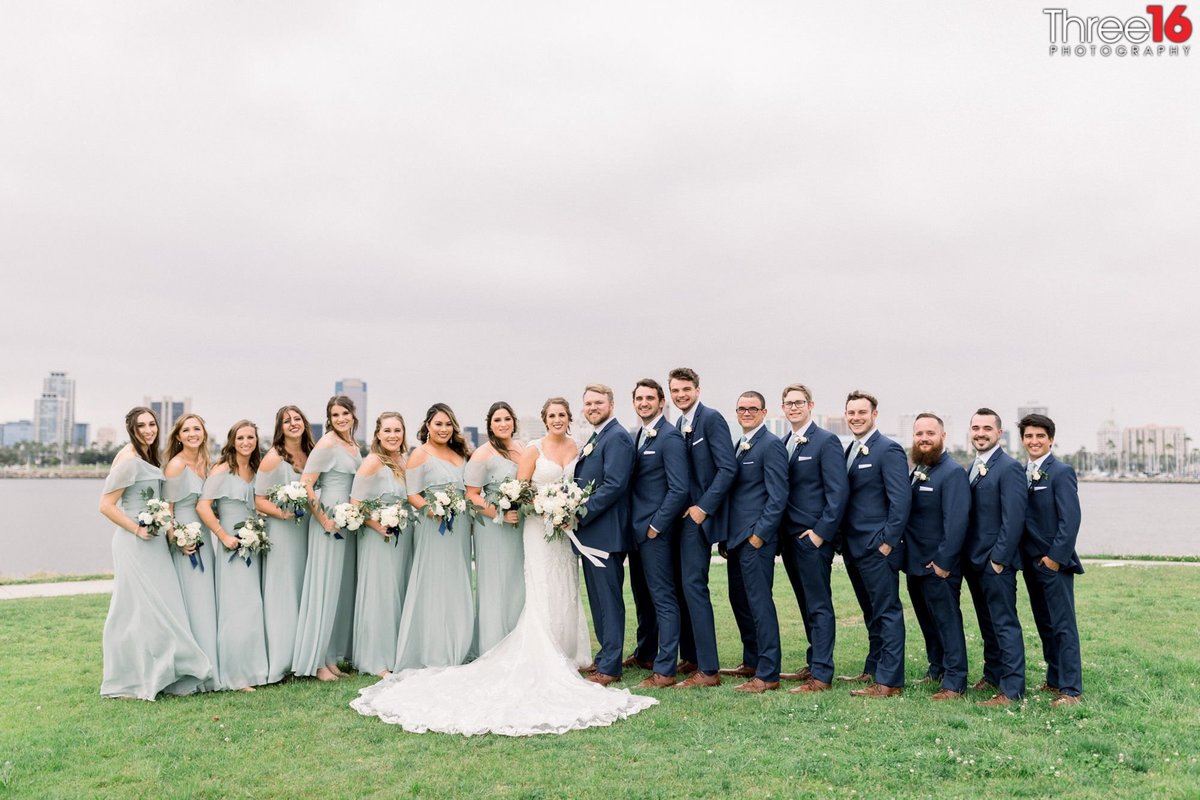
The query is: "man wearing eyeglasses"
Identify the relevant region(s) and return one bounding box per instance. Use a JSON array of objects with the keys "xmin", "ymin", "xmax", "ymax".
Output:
[
  {"xmin": 776, "ymin": 384, "xmax": 848, "ymax": 694},
  {"xmin": 839, "ymin": 390, "xmax": 911, "ymax": 697},
  {"xmin": 721, "ymin": 391, "xmax": 788, "ymax": 692}
]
